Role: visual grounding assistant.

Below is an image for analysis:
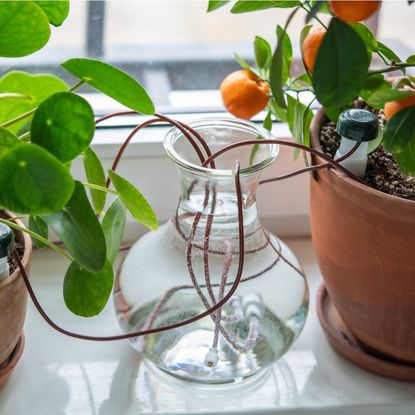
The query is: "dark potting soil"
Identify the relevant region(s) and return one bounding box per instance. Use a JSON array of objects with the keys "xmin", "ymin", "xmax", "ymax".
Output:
[
  {"xmin": 8, "ymin": 241, "xmax": 24, "ymax": 274},
  {"xmin": 319, "ymin": 102, "xmax": 415, "ymax": 202}
]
